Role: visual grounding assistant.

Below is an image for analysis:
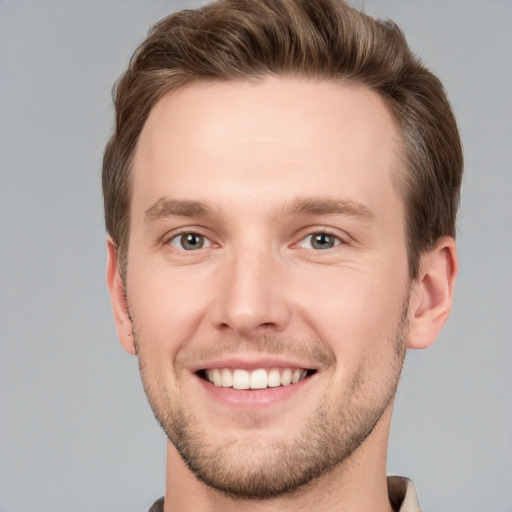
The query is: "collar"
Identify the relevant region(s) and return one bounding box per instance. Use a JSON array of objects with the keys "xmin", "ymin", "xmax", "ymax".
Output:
[
  {"xmin": 149, "ymin": 476, "xmax": 422, "ymax": 512},
  {"xmin": 387, "ymin": 476, "xmax": 422, "ymax": 512}
]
